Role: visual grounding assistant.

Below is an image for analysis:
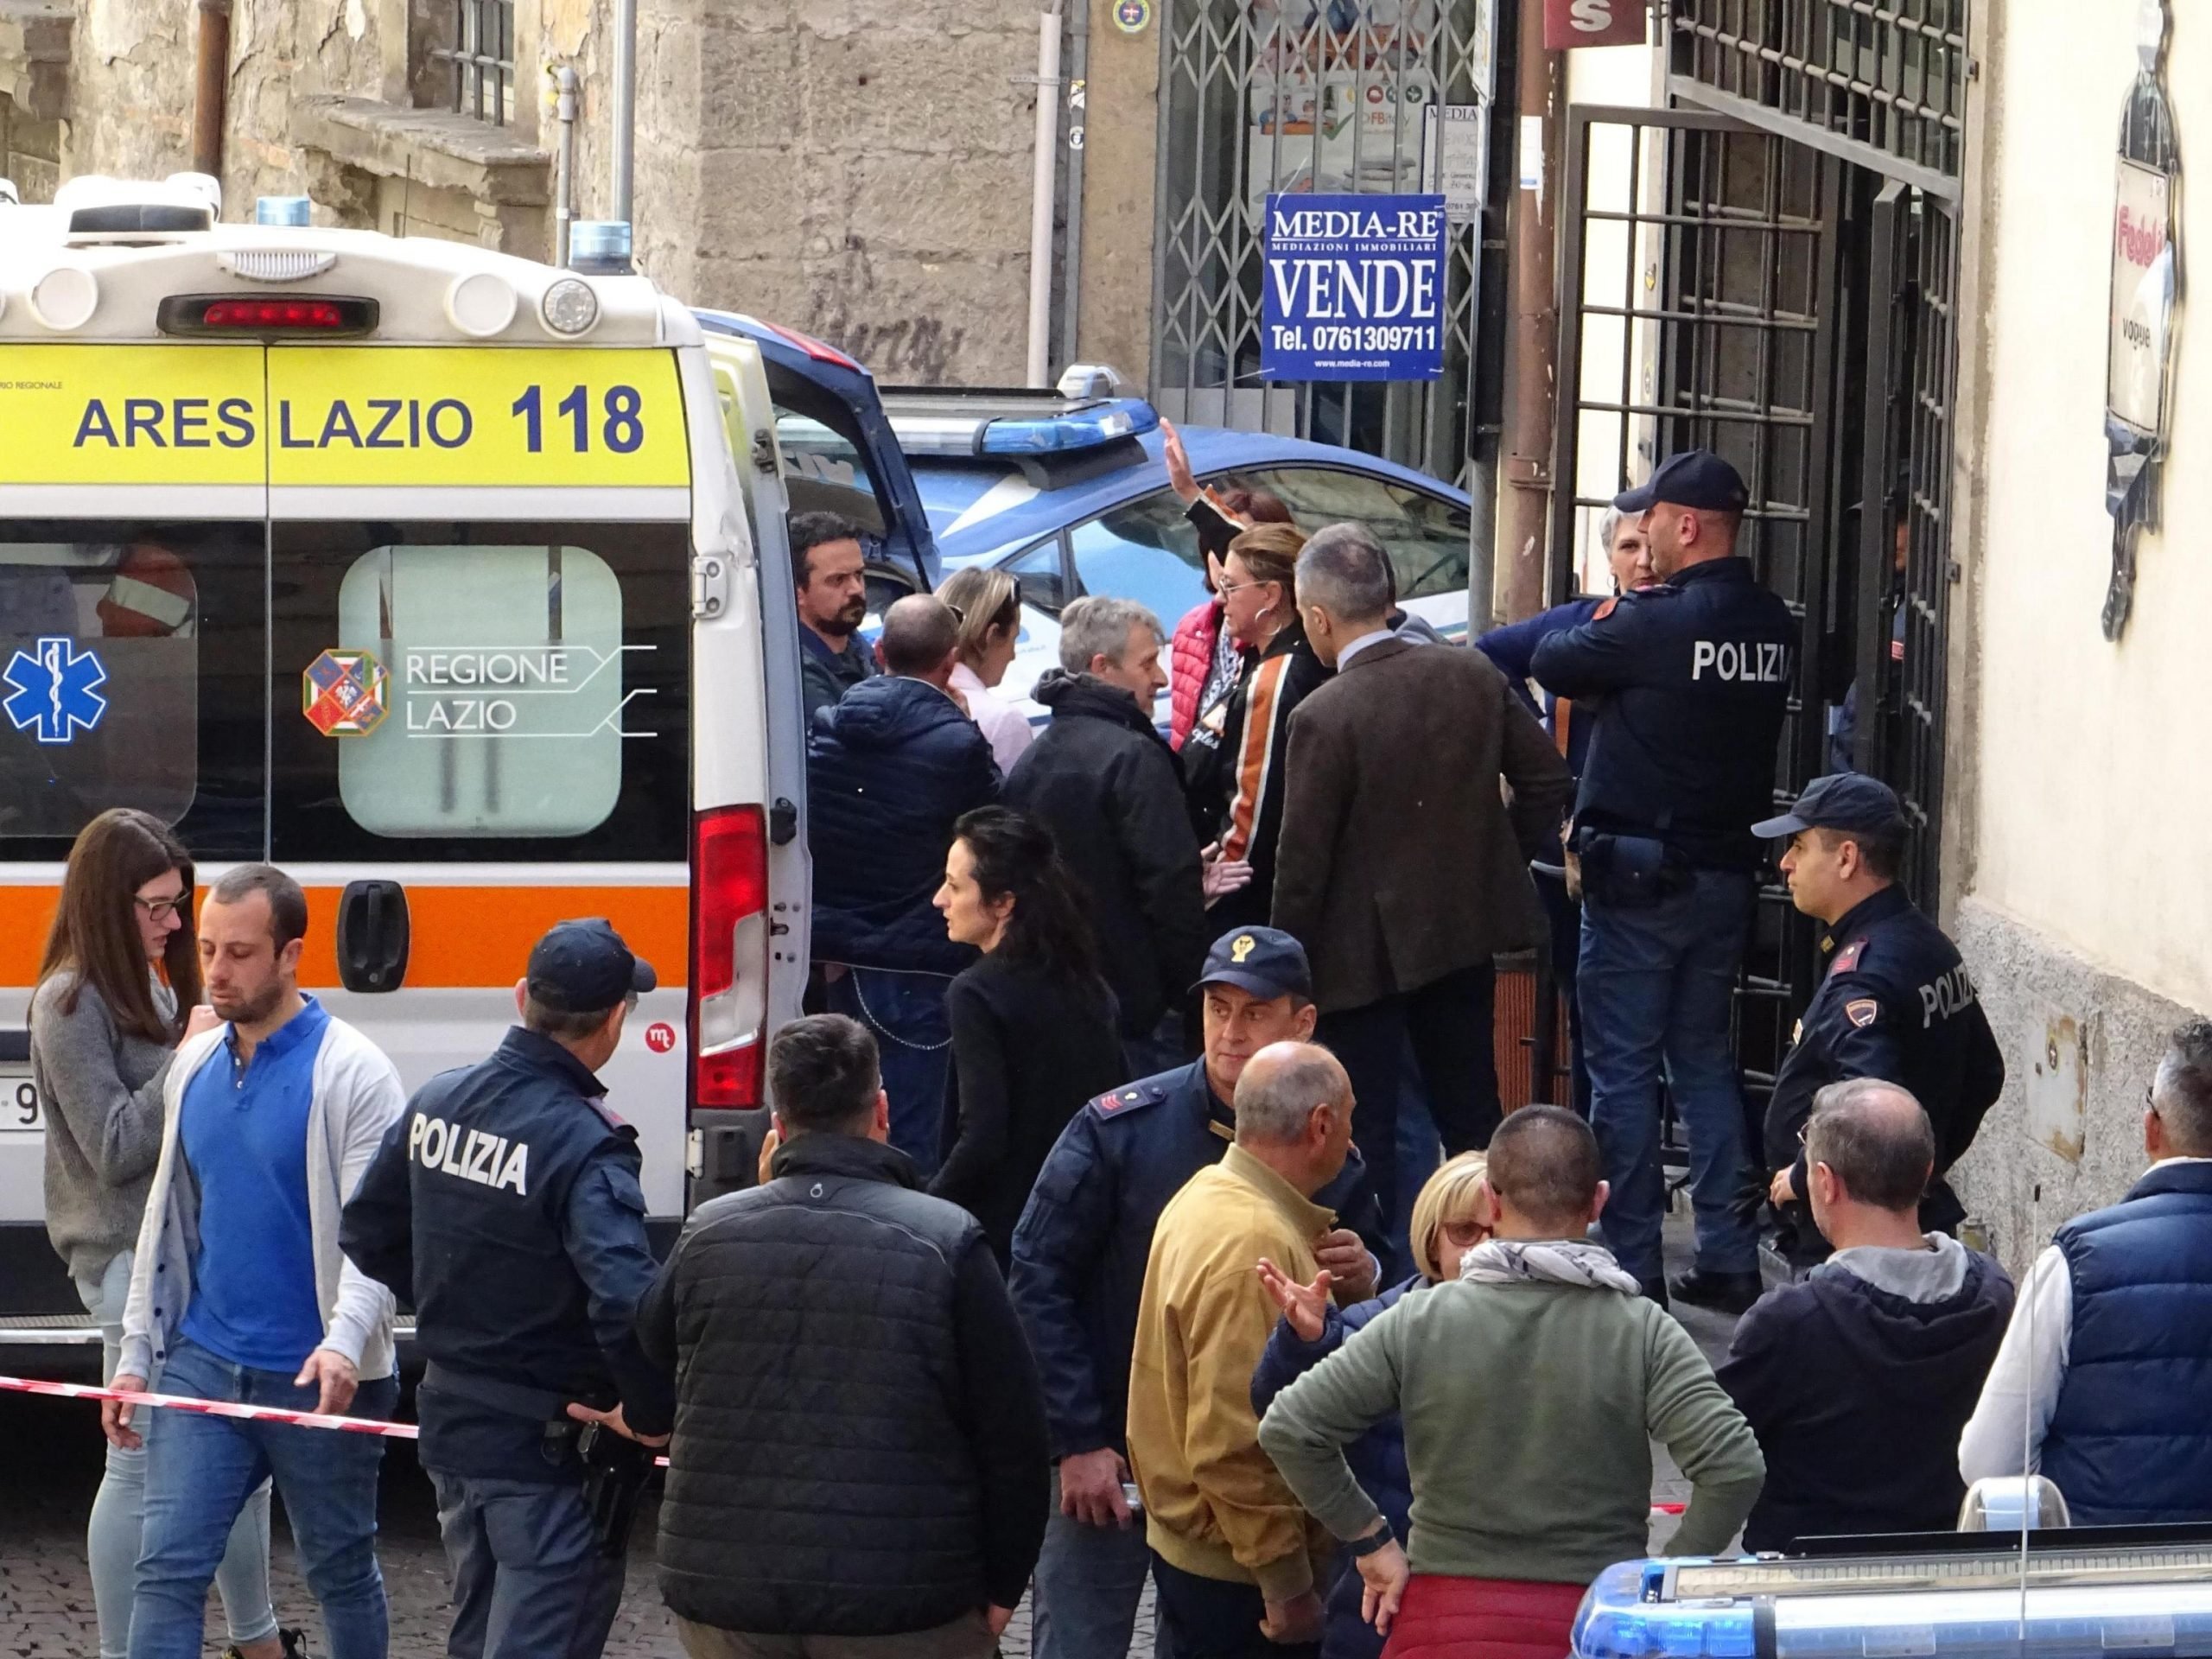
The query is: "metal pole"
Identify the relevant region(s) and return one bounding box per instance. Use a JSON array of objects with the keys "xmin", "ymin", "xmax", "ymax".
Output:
[
  {"xmin": 191, "ymin": 0, "xmax": 232, "ymax": 184},
  {"xmin": 611, "ymin": 0, "xmax": 637, "ymax": 227},
  {"xmin": 1059, "ymin": 0, "xmax": 1090, "ymax": 369},
  {"xmin": 1027, "ymin": 3, "xmax": 1065, "ymax": 387},
  {"xmin": 555, "ymin": 66, "xmax": 578, "ymax": 267},
  {"xmin": 1495, "ymin": 0, "xmax": 1561, "ymax": 625}
]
